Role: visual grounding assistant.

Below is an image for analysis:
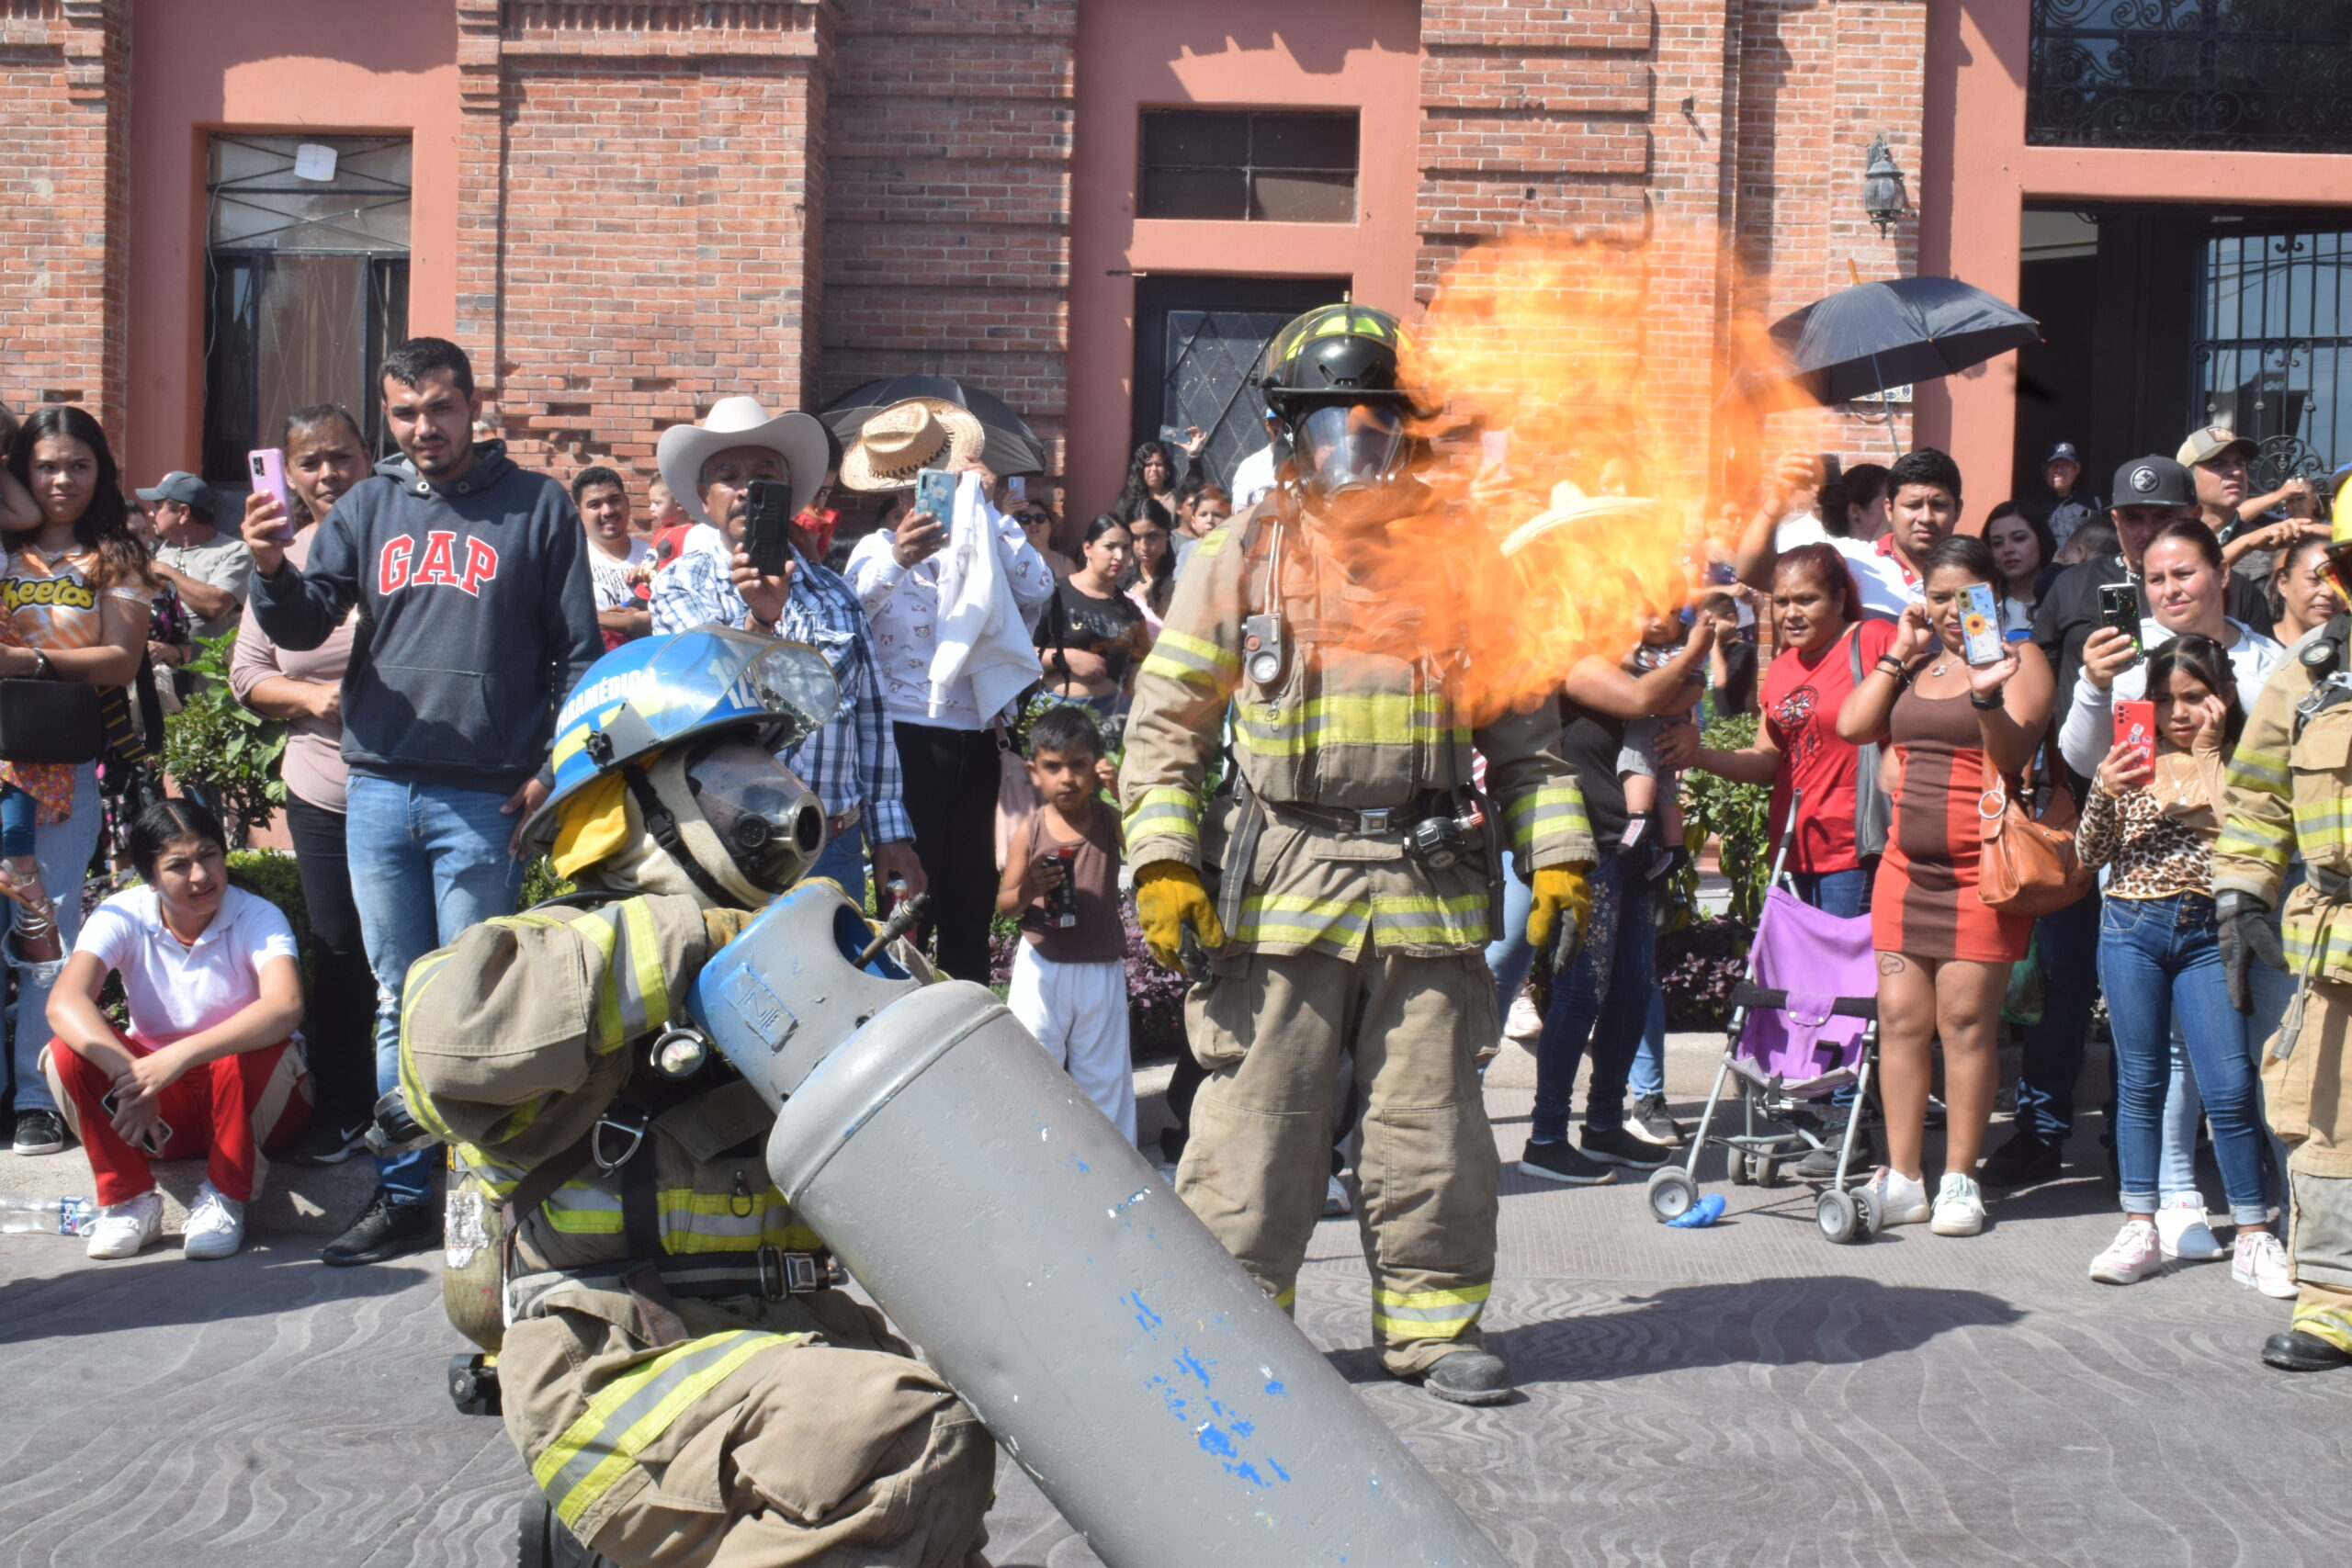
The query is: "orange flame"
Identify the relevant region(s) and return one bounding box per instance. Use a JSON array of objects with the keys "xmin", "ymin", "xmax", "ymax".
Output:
[{"xmin": 1371, "ymin": 227, "xmax": 1794, "ymax": 728}]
